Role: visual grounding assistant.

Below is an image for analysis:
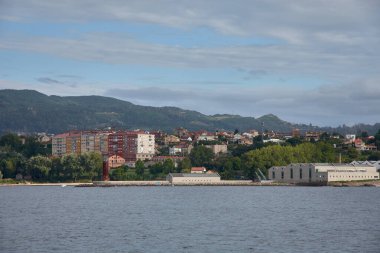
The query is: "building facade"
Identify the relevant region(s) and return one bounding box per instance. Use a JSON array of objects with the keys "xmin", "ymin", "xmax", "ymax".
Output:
[
  {"xmin": 51, "ymin": 130, "xmax": 155, "ymax": 163},
  {"xmin": 268, "ymin": 163, "xmax": 379, "ymax": 184}
]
